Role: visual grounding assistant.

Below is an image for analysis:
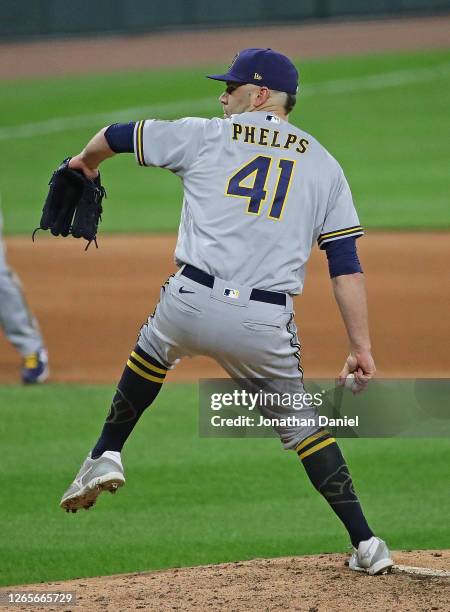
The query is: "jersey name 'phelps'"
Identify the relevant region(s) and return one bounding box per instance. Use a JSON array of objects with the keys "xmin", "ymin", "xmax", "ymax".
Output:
[{"xmin": 232, "ymin": 122, "xmax": 309, "ymax": 154}]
